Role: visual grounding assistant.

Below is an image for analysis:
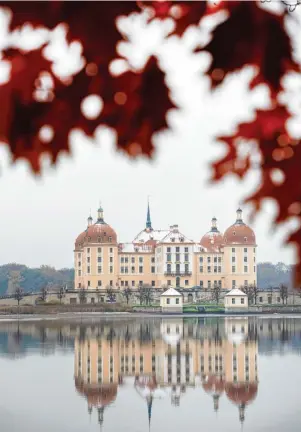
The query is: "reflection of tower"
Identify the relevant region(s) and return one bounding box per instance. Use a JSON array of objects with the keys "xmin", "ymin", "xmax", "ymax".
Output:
[
  {"xmin": 202, "ymin": 375, "xmax": 225, "ymax": 412},
  {"xmin": 134, "ymin": 374, "xmax": 164, "ymax": 430}
]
